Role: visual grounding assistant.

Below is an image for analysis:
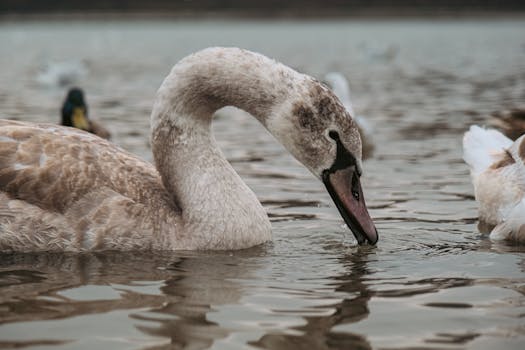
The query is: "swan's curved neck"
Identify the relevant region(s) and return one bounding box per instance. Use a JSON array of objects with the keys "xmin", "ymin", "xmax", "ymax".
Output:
[
  {"xmin": 150, "ymin": 48, "xmax": 303, "ymax": 249},
  {"xmin": 151, "ymin": 48, "xmax": 304, "ymax": 130}
]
